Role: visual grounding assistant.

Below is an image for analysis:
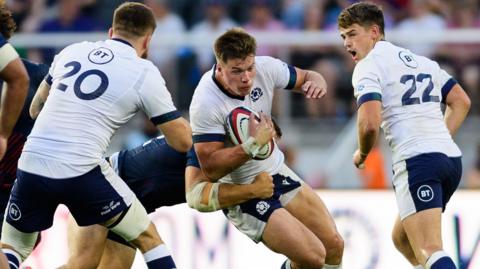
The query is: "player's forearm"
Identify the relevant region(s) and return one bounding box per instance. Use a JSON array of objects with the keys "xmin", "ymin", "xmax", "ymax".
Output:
[
  {"xmin": 30, "ymin": 80, "xmax": 50, "ymax": 119},
  {"xmin": 0, "ymin": 77, "xmax": 29, "ymax": 137},
  {"xmin": 202, "ymin": 145, "xmax": 250, "ymax": 180},
  {"xmin": 444, "ymin": 104, "xmax": 470, "ymax": 137},
  {"xmin": 357, "ymin": 120, "xmax": 379, "ymax": 156},
  {"xmin": 217, "ymin": 183, "xmax": 257, "ymax": 208}
]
